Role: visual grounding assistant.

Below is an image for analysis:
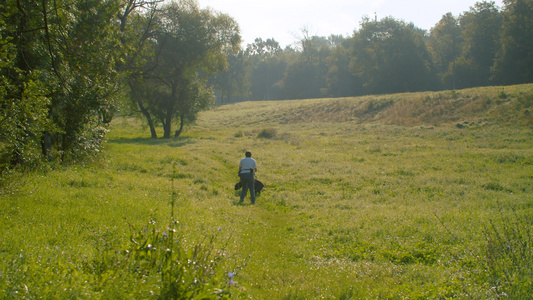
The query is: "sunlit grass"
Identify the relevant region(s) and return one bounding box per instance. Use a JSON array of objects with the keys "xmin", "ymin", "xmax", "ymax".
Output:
[{"xmin": 1, "ymin": 85, "xmax": 532, "ymax": 298}]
